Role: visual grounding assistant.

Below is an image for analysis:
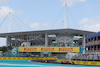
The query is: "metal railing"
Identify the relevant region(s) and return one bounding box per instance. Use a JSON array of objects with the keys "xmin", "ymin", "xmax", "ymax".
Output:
[
  {"xmin": 85, "ymin": 50, "xmax": 100, "ymax": 54},
  {"xmin": 86, "ymin": 40, "xmax": 100, "ymax": 46}
]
